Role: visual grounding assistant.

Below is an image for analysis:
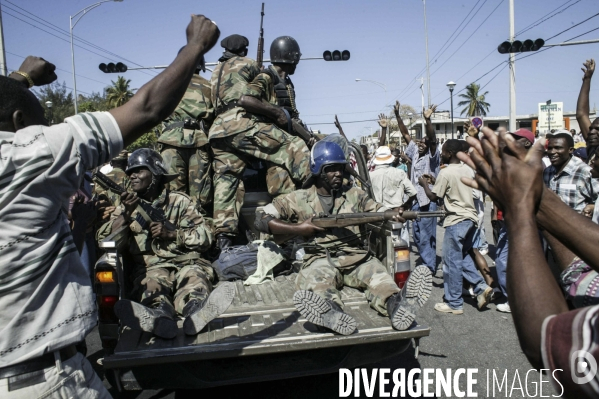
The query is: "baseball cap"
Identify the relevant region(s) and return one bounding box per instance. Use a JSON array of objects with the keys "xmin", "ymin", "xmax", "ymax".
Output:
[
  {"xmin": 373, "ymin": 146, "xmax": 394, "ymax": 165},
  {"xmin": 510, "ymin": 128, "xmax": 535, "ymax": 144}
]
